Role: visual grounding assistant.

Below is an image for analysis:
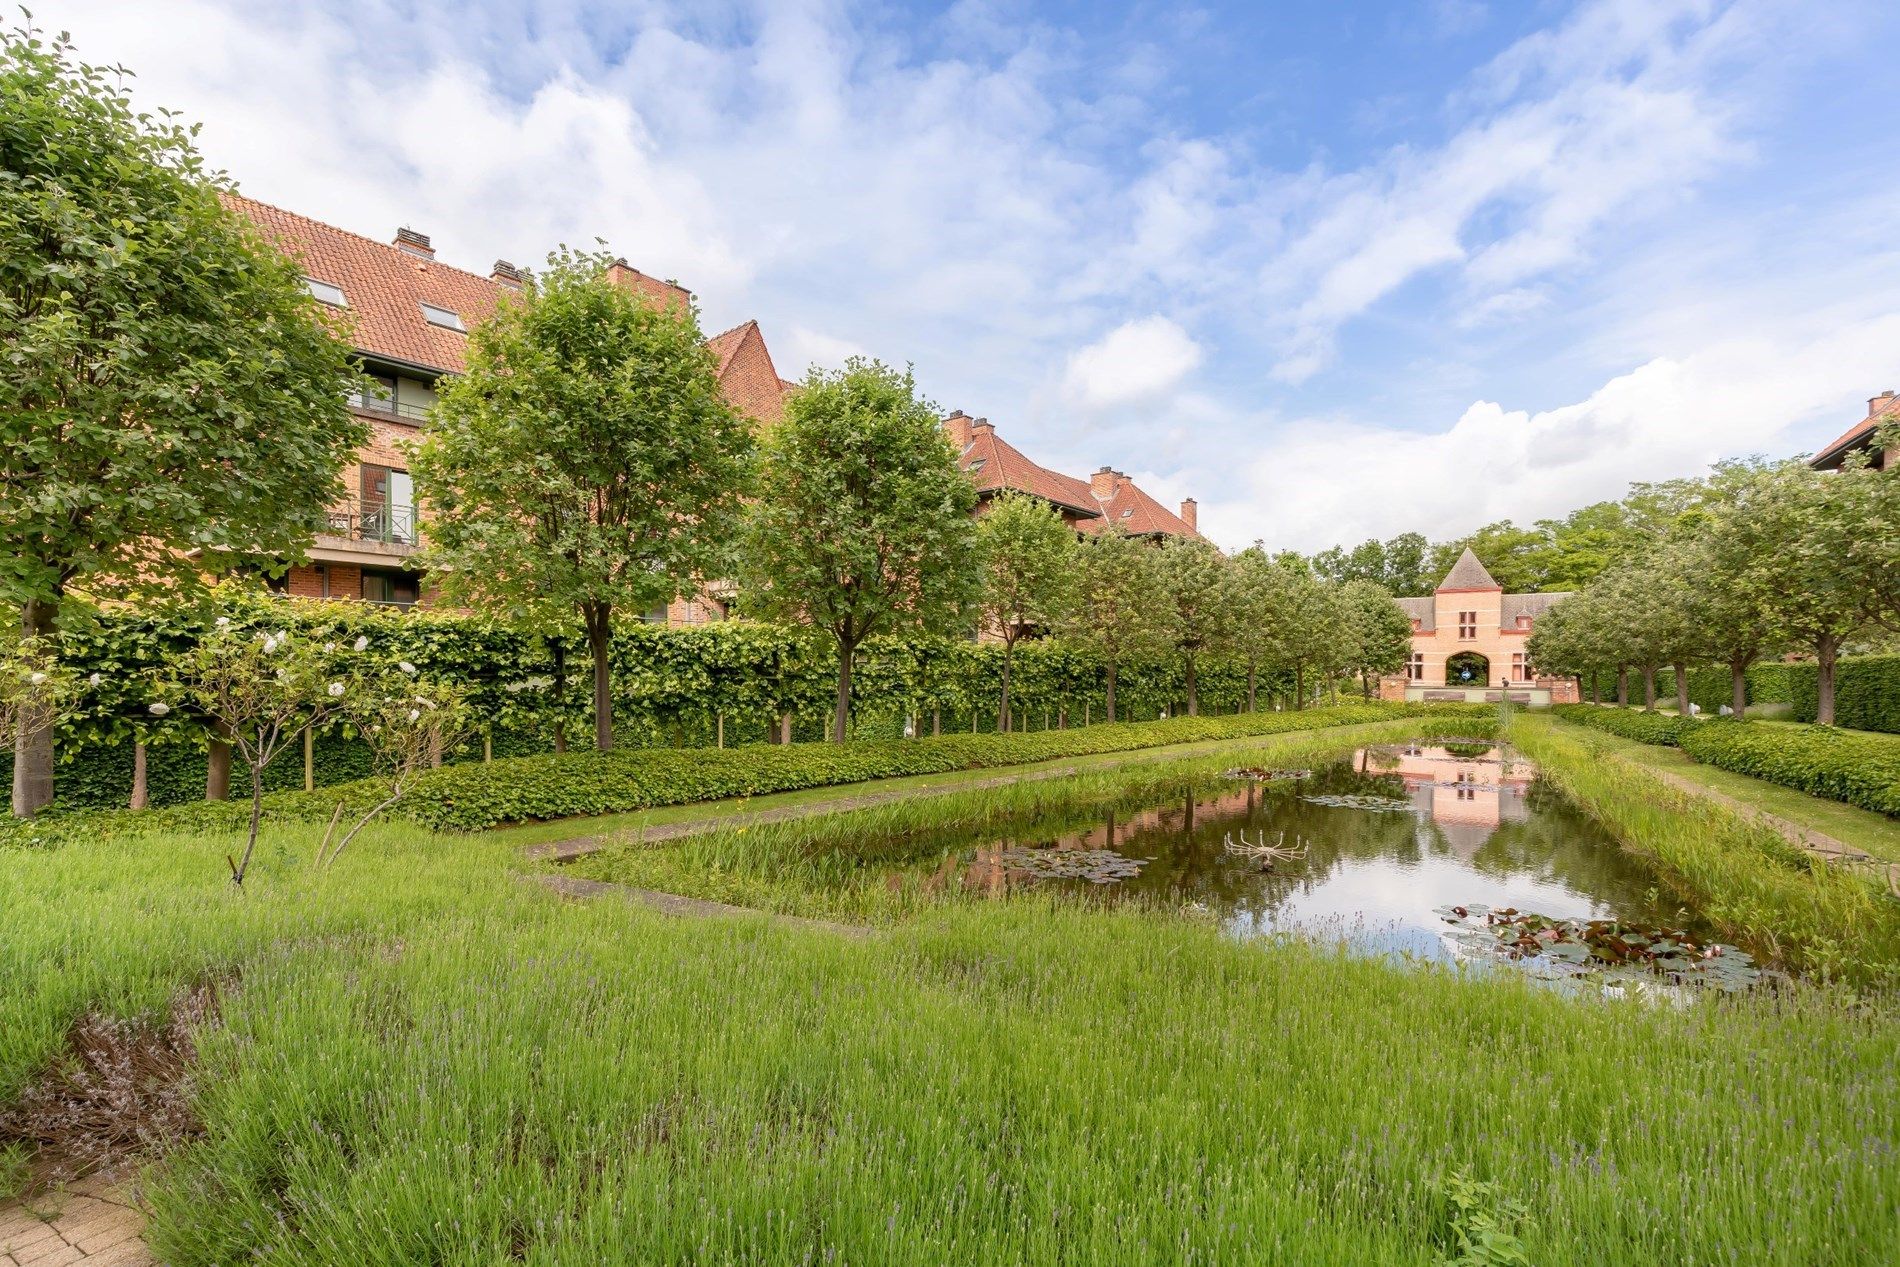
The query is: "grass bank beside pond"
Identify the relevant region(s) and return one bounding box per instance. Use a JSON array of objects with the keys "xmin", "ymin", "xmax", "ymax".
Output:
[
  {"xmin": 560, "ymin": 715, "xmax": 1496, "ymax": 921},
  {"xmin": 1511, "ymin": 715, "xmax": 1900, "ymax": 987},
  {"xmin": 5, "ymin": 822, "xmax": 1895, "ymax": 1264}
]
